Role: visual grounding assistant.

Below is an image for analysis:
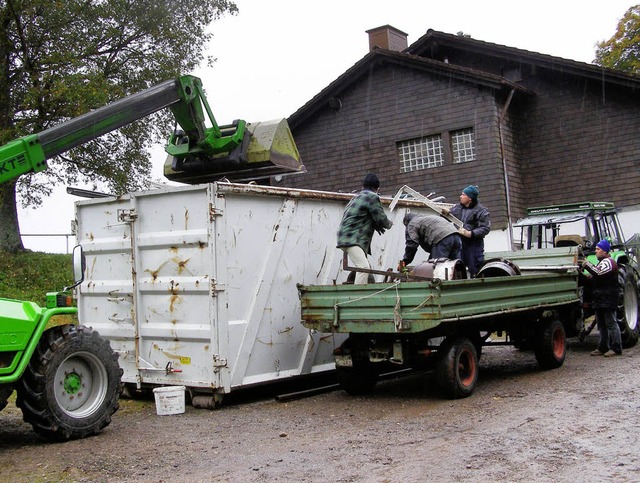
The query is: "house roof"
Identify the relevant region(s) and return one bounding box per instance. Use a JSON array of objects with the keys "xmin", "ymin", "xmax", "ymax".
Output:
[
  {"xmin": 288, "ymin": 48, "xmax": 530, "ymax": 129},
  {"xmin": 288, "ymin": 28, "xmax": 640, "ymax": 130},
  {"xmin": 408, "ymin": 29, "xmax": 640, "ymax": 90}
]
